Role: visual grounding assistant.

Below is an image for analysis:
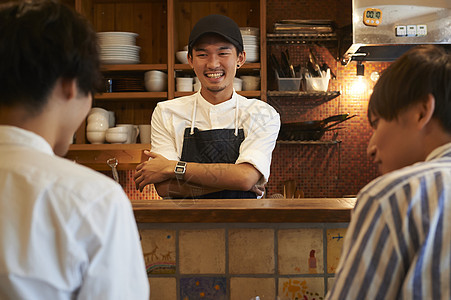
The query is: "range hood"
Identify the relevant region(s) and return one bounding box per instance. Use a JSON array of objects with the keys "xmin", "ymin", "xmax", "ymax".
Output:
[{"xmin": 341, "ymin": 0, "xmax": 451, "ymax": 65}]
